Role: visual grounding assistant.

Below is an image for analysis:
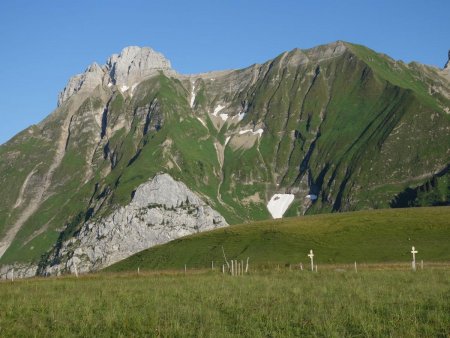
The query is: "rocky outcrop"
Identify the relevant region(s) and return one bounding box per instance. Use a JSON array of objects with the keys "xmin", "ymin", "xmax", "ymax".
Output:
[
  {"xmin": 305, "ymin": 40, "xmax": 347, "ymax": 61},
  {"xmin": 0, "ymin": 263, "xmax": 38, "ymax": 280},
  {"xmin": 42, "ymin": 173, "xmax": 227, "ymax": 275},
  {"xmin": 58, "ymin": 46, "xmax": 173, "ymax": 106}
]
